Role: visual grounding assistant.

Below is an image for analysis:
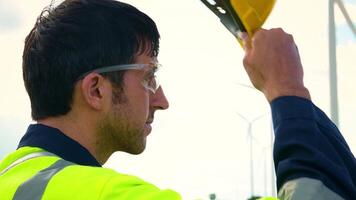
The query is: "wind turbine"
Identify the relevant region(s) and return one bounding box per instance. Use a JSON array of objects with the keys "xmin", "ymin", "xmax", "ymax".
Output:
[
  {"xmin": 328, "ymin": 0, "xmax": 355, "ymax": 126},
  {"xmin": 235, "ymin": 83, "xmax": 276, "ymax": 196},
  {"xmin": 236, "ymin": 112, "xmax": 266, "ymax": 197}
]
